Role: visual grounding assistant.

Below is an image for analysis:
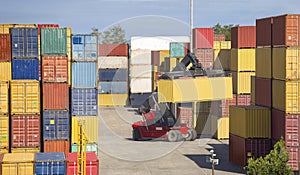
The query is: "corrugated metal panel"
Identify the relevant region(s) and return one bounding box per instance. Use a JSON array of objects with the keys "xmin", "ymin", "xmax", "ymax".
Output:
[
  {"xmin": 71, "ymin": 88, "xmax": 98, "ymax": 116},
  {"xmin": 72, "ymin": 62, "xmax": 97, "ymax": 88},
  {"xmin": 286, "ymin": 147, "xmax": 299, "ymax": 171},
  {"xmin": 98, "ymin": 44, "xmax": 128, "ymax": 56},
  {"xmin": 130, "ymin": 49, "xmax": 152, "ymax": 65},
  {"xmin": 98, "ymin": 56, "xmax": 128, "ymax": 69},
  {"xmin": 194, "ymin": 48, "xmax": 214, "ymax": 69},
  {"xmin": 43, "ymin": 83, "xmax": 69, "ymax": 110},
  {"xmin": 232, "ymin": 71, "xmax": 256, "ymax": 94},
  {"xmin": 10, "ymin": 28, "xmax": 38, "ymax": 58},
  {"xmin": 272, "ymin": 79, "xmax": 300, "ymax": 114},
  {"xmin": 72, "ymin": 35, "xmax": 98, "ymax": 61},
  {"xmin": 251, "ymin": 76, "xmax": 255, "ymax": 104},
  {"xmin": 13, "ymin": 24, "xmax": 36, "ymax": 28},
  {"xmin": 42, "ymin": 55, "xmax": 68, "ymax": 82},
  {"xmin": 2, "ymin": 153, "xmax": 35, "ymax": 175},
  {"xmin": 12, "ymin": 59, "xmax": 39, "ymax": 80},
  {"xmin": 11, "ymin": 114, "xmax": 40, "ymax": 148},
  {"xmin": 43, "ymin": 140, "xmax": 70, "ymax": 155},
  {"xmin": 214, "ymin": 34, "xmax": 226, "ymax": 41},
  {"xmin": 229, "ymin": 106, "xmax": 271, "ymax": 138},
  {"xmin": 72, "ymin": 116, "xmax": 98, "ymax": 144},
  {"xmin": 211, "ymin": 117, "xmax": 229, "ymax": 139},
  {"xmin": 170, "ymin": 42, "xmax": 184, "ymax": 57},
  {"xmin": 37, "ymin": 24, "xmax": 59, "ymax": 35},
  {"xmin": 130, "ymin": 64, "xmax": 152, "ymax": 78},
  {"xmin": 98, "ymin": 69, "xmax": 127, "ymax": 81},
  {"xmin": 255, "ymin": 77, "xmax": 271, "ymax": 108},
  {"xmin": 0, "ymin": 24, "xmax": 14, "ymax": 34},
  {"xmin": 0, "ymin": 113, "xmax": 9, "ymax": 149},
  {"xmin": 0, "ymin": 82, "xmax": 9, "ymax": 114},
  {"xmin": 10, "ymin": 147, "xmax": 40, "ymax": 153},
  {"xmin": 66, "ymin": 152, "xmax": 99, "ymax": 175},
  {"xmin": 35, "ymin": 152, "xmax": 66, "ymax": 175},
  {"xmin": 98, "ymin": 82, "xmax": 127, "ymax": 94},
  {"xmin": 273, "ymin": 48, "xmax": 300, "ymax": 80},
  {"xmin": 213, "ymin": 49, "xmax": 231, "ymax": 70},
  {"xmin": 193, "ymin": 28, "xmax": 214, "ymax": 49},
  {"xmin": 41, "ymin": 28, "xmax": 67, "ymax": 55},
  {"xmin": 0, "ymin": 62, "xmax": 11, "ymax": 81},
  {"xmin": 256, "ymin": 17, "xmax": 273, "ymax": 47},
  {"xmin": 43, "ymin": 110, "xmax": 69, "ymax": 140},
  {"xmin": 177, "ymin": 106, "xmax": 193, "ymax": 128},
  {"xmin": 130, "ymin": 78, "xmax": 152, "ymax": 93},
  {"xmin": 98, "ymin": 94, "xmax": 128, "ymax": 106},
  {"xmin": 236, "ymin": 94, "xmax": 251, "ymax": 106},
  {"xmin": 256, "ymin": 47, "xmax": 272, "ymax": 78},
  {"xmin": 213, "ymin": 41, "xmax": 231, "ymax": 49},
  {"xmin": 231, "ymin": 49, "xmax": 256, "ymax": 72},
  {"xmin": 10, "ymin": 80, "xmax": 40, "ymax": 114},
  {"xmin": 0, "ymin": 34, "xmax": 11, "ymax": 61},
  {"xmin": 71, "ymin": 143, "xmax": 98, "ymax": 156},
  {"xmin": 231, "ymin": 26, "xmax": 256, "ymax": 48}
]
